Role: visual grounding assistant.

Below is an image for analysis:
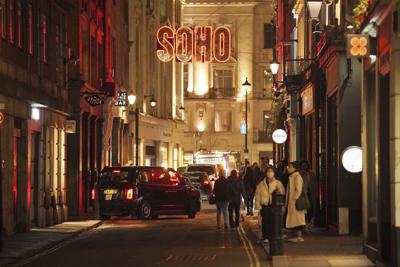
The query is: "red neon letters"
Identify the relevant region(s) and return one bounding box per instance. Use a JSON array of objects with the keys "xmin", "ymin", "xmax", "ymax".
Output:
[{"xmin": 156, "ymin": 25, "xmax": 231, "ymax": 63}]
